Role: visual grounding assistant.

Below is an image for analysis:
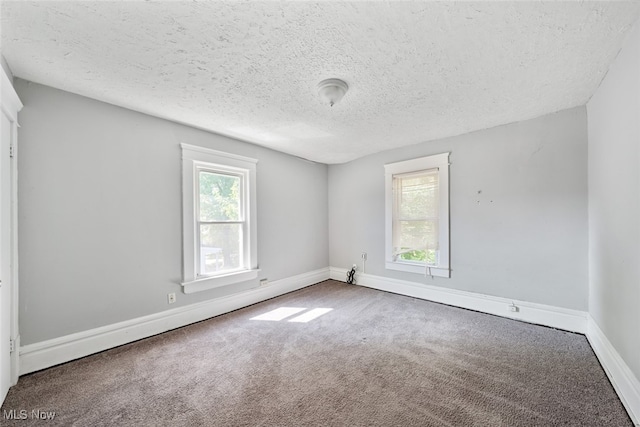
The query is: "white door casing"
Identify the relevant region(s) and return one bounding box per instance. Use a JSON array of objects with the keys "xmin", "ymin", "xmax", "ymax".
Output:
[{"xmin": 0, "ymin": 67, "xmax": 23, "ymax": 406}]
